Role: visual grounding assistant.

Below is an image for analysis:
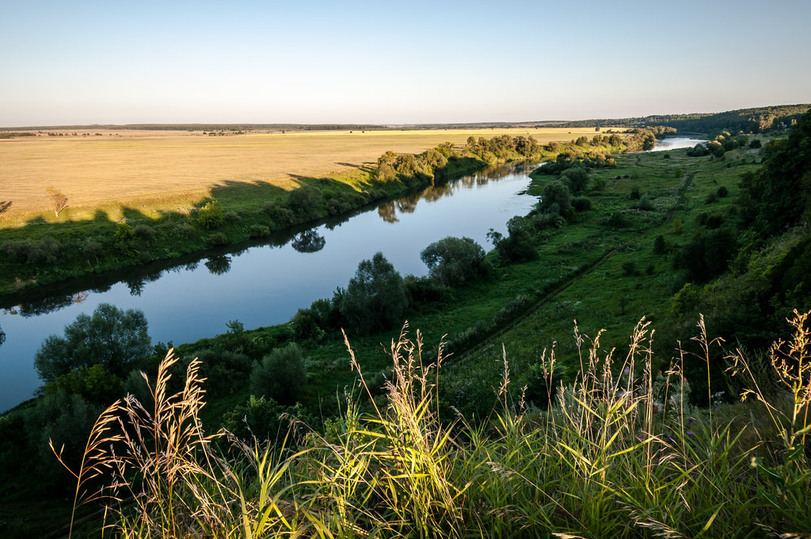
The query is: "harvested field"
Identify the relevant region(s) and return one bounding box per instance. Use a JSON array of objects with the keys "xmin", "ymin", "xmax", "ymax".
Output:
[{"xmin": 0, "ymin": 127, "xmax": 606, "ymax": 224}]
